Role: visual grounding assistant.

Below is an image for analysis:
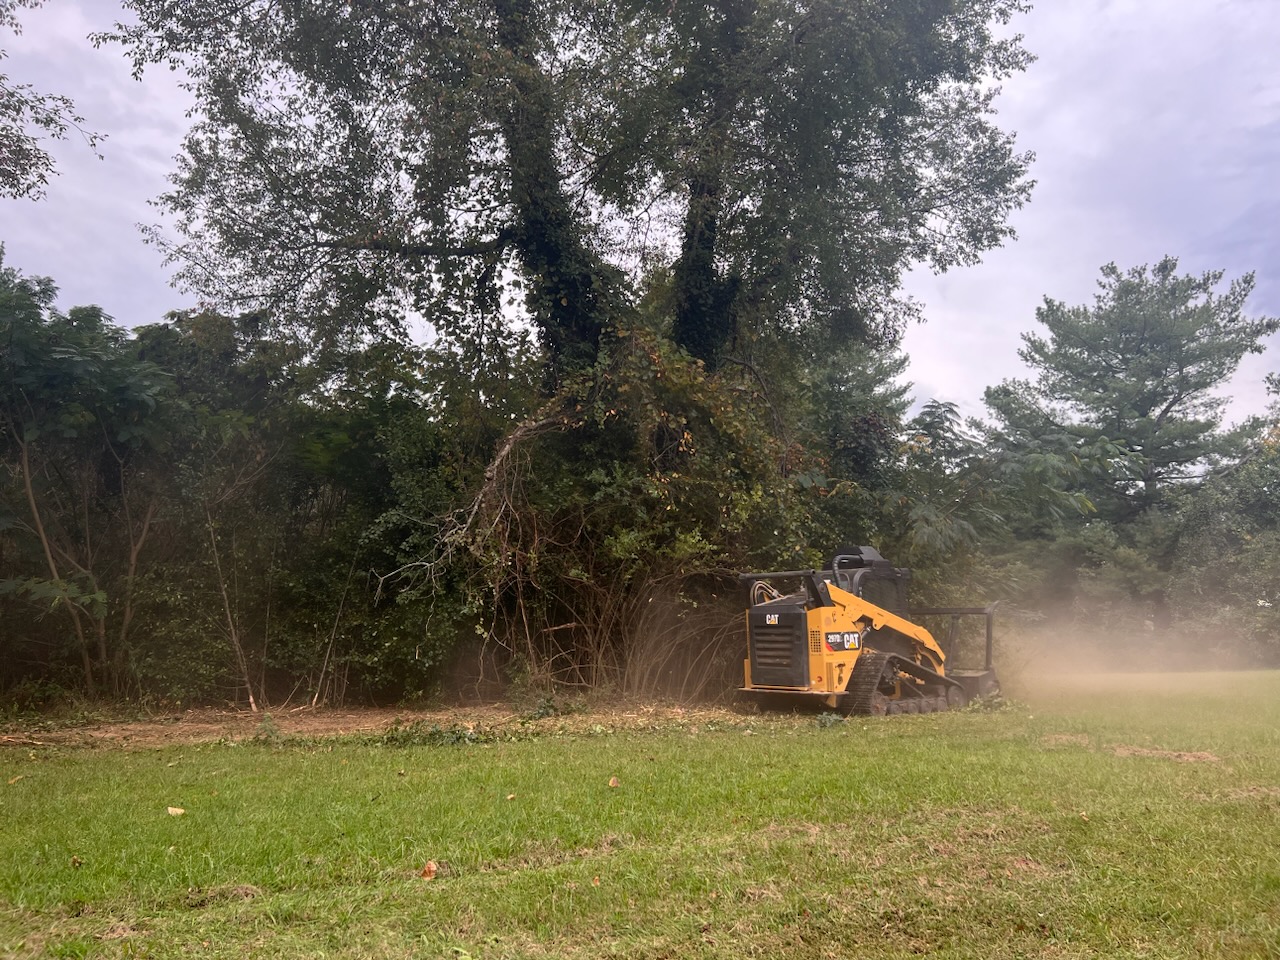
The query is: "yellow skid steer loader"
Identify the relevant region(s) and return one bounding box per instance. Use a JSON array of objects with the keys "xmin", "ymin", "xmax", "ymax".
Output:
[{"xmin": 739, "ymin": 547, "xmax": 999, "ymax": 715}]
